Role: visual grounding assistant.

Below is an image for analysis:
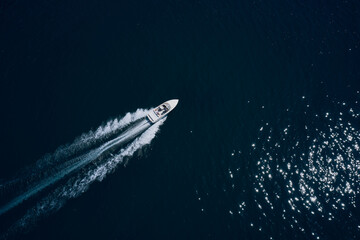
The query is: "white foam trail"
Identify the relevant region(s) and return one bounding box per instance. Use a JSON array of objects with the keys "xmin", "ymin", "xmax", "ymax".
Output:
[
  {"xmin": 0, "ymin": 109, "xmax": 149, "ymax": 198},
  {"xmin": 3, "ymin": 118, "xmax": 165, "ymax": 238},
  {"xmin": 0, "ymin": 110, "xmax": 150, "ymax": 216},
  {"xmin": 91, "ymin": 108, "xmax": 149, "ymax": 141}
]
